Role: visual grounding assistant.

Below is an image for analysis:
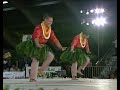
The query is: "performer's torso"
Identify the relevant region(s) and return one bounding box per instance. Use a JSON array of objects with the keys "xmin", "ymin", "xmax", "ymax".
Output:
[
  {"xmin": 71, "ymin": 35, "xmax": 86, "ymax": 48},
  {"xmin": 32, "ymin": 25, "xmax": 49, "ymax": 44}
]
